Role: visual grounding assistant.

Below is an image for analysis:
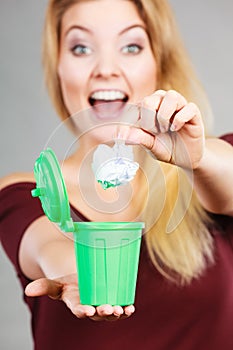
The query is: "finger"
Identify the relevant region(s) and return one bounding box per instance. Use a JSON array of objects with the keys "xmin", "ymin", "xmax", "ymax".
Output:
[
  {"xmin": 123, "ymin": 304, "xmax": 135, "ymax": 316},
  {"xmin": 141, "ymin": 90, "xmax": 166, "ymax": 110},
  {"xmin": 89, "ymin": 304, "xmax": 113, "ymax": 321},
  {"xmin": 139, "ymin": 91, "xmax": 166, "ymax": 133},
  {"xmin": 25, "ymin": 278, "xmax": 63, "ymax": 299},
  {"xmin": 113, "ymin": 305, "xmax": 124, "ymax": 317},
  {"xmin": 89, "ymin": 304, "xmax": 135, "ymax": 322},
  {"xmin": 71, "ymin": 304, "xmax": 96, "ymax": 319},
  {"xmin": 170, "ymin": 102, "xmax": 203, "ymax": 133},
  {"xmin": 126, "ymin": 127, "xmax": 173, "ymax": 163},
  {"xmin": 126, "ymin": 127, "xmax": 155, "ymax": 150},
  {"xmin": 96, "ymin": 304, "xmax": 114, "ymax": 316},
  {"xmin": 157, "ymin": 90, "xmax": 187, "ymax": 133},
  {"xmin": 92, "ymin": 305, "xmax": 123, "ymax": 320},
  {"xmin": 139, "ymin": 107, "xmax": 159, "ymax": 134},
  {"xmin": 111, "ymin": 305, "xmax": 135, "ymax": 320},
  {"xmin": 108, "ymin": 305, "xmax": 136, "ymax": 321}
]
